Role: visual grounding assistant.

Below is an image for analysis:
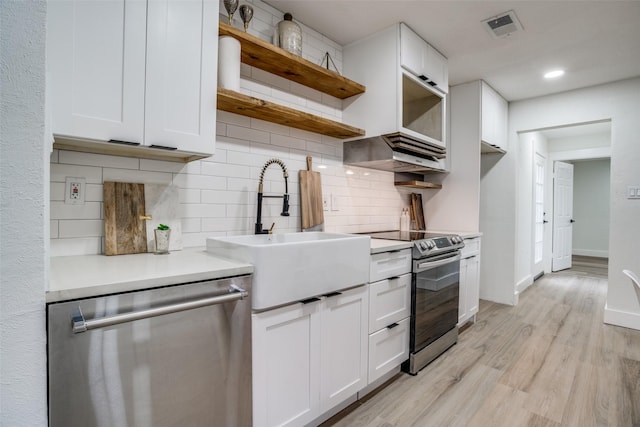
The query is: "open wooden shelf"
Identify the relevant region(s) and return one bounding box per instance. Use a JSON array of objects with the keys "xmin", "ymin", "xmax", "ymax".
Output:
[
  {"xmin": 394, "ymin": 180, "xmax": 443, "ymax": 189},
  {"xmin": 219, "ymin": 22, "xmax": 365, "ymax": 100},
  {"xmin": 217, "ymin": 88, "xmax": 365, "ymax": 139}
]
